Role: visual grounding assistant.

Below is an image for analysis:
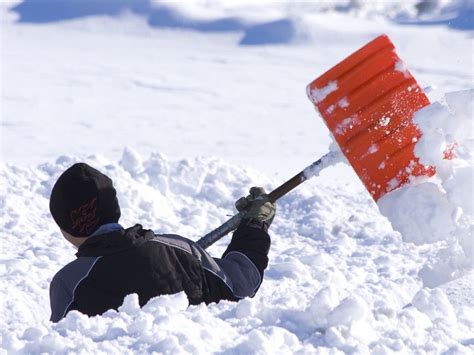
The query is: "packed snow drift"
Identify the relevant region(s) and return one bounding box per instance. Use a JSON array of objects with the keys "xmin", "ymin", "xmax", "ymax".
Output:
[
  {"xmin": 1, "ymin": 0, "xmax": 473, "ymax": 353},
  {"xmin": 378, "ymin": 89, "xmax": 473, "ymax": 288},
  {"xmin": 2, "ymin": 150, "xmax": 473, "ymax": 353}
]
